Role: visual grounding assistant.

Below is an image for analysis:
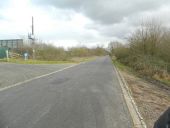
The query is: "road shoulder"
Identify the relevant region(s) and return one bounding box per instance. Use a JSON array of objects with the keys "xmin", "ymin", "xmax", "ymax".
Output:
[
  {"xmin": 121, "ymin": 69, "xmax": 170, "ymax": 128},
  {"xmin": 113, "ymin": 65, "xmax": 147, "ymax": 128}
]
